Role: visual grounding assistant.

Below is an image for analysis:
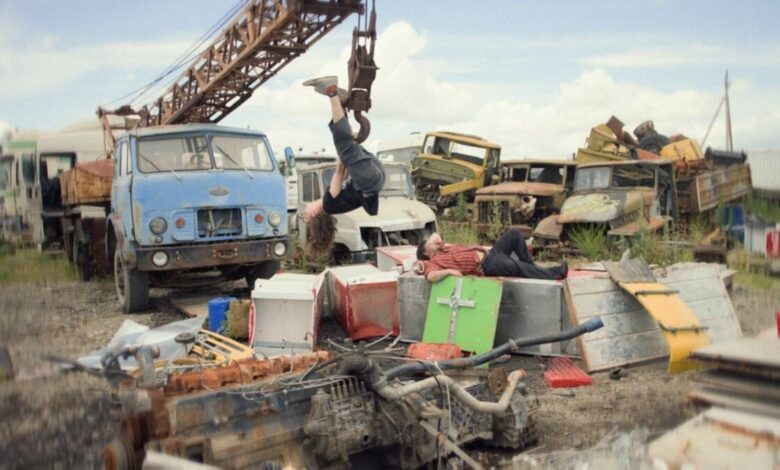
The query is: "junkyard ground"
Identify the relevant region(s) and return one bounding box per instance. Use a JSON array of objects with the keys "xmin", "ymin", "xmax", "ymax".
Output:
[{"xmin": 0, "ymin": 250, "xmax": 778, "ymax": 468}]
